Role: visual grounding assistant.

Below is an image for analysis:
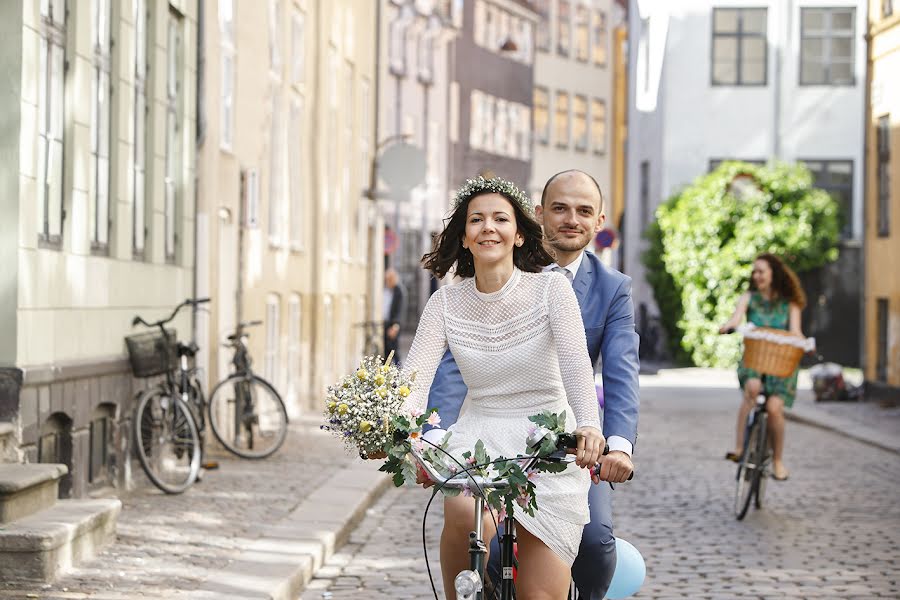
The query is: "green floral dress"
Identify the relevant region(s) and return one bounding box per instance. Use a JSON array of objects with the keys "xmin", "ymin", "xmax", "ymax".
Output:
[{"xmin": 737, "ymin": 292, "xmax": 798, "ymax": 408}]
